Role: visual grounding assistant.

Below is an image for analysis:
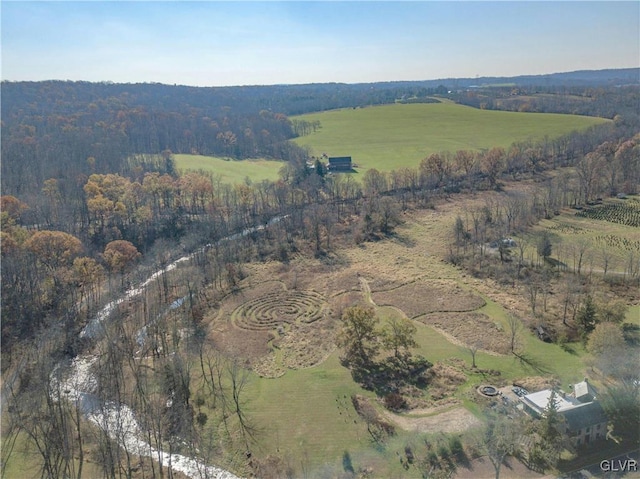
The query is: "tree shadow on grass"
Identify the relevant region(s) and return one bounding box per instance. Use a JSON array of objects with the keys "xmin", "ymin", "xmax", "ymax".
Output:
[
  {"xmin": 342, "ymin": 450, "xmax": 354, "ymax": 474},
  {"xmin": 350, "ymin": 355, "xmax": 432, "ymax": 399},
  {"xmin": 559, "ymin": 342, "xmax": 578, "ymax": 355},
  {"xmin": 317, "ymin": 250, "xmax": 351, "ymax": 267},
  {"xmin": 449, "ymin": 436, "xmax": 471, "ymax": 470},
  {"xmin": 391, "ymin": 232, "xmax": 417, "ymax": 248},
  {"xmin": 513, "ymin": 352, "xmax": 553, "ymax": 375}
]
